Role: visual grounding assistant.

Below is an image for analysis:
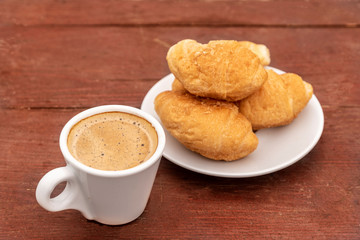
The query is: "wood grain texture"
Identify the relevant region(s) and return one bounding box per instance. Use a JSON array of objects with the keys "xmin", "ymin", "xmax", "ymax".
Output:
[
  {"xmin": 1, "ymin": 27, "xmax": 359, "ymax": 109},
  {"xmin": 0, "ymin": 0, "xmax": 359, "ymax": 239},
  {"xmin": 0, "ymin": 108, "xmax": 359, "ymax": 239},
  {"xmin": 0, "ymin": 0, "xmax": 359, "ymax": 27}
]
